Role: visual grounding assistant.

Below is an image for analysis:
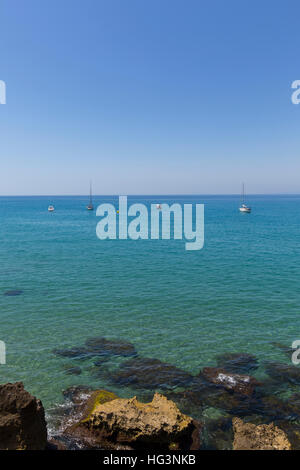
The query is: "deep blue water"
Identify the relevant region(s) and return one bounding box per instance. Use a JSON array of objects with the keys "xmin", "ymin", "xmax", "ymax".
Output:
[{"xmin": 0, "ymin": 195, "xmax": 299, "ymax": 433}]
